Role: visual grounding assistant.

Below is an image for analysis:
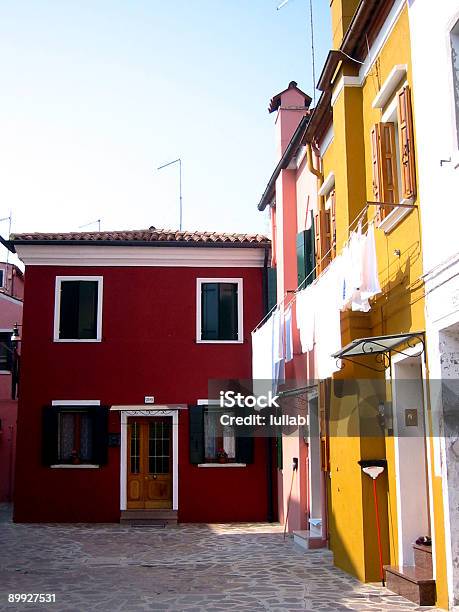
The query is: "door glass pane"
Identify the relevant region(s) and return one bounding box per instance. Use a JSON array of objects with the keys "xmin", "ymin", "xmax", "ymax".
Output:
[
  {"xmin": 148, "ymin": 421, "xmax": 170, "ymax": 474},
  {"xmin": 130, "ymin": 421, "xmax": 140, "ymax": 474}
]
